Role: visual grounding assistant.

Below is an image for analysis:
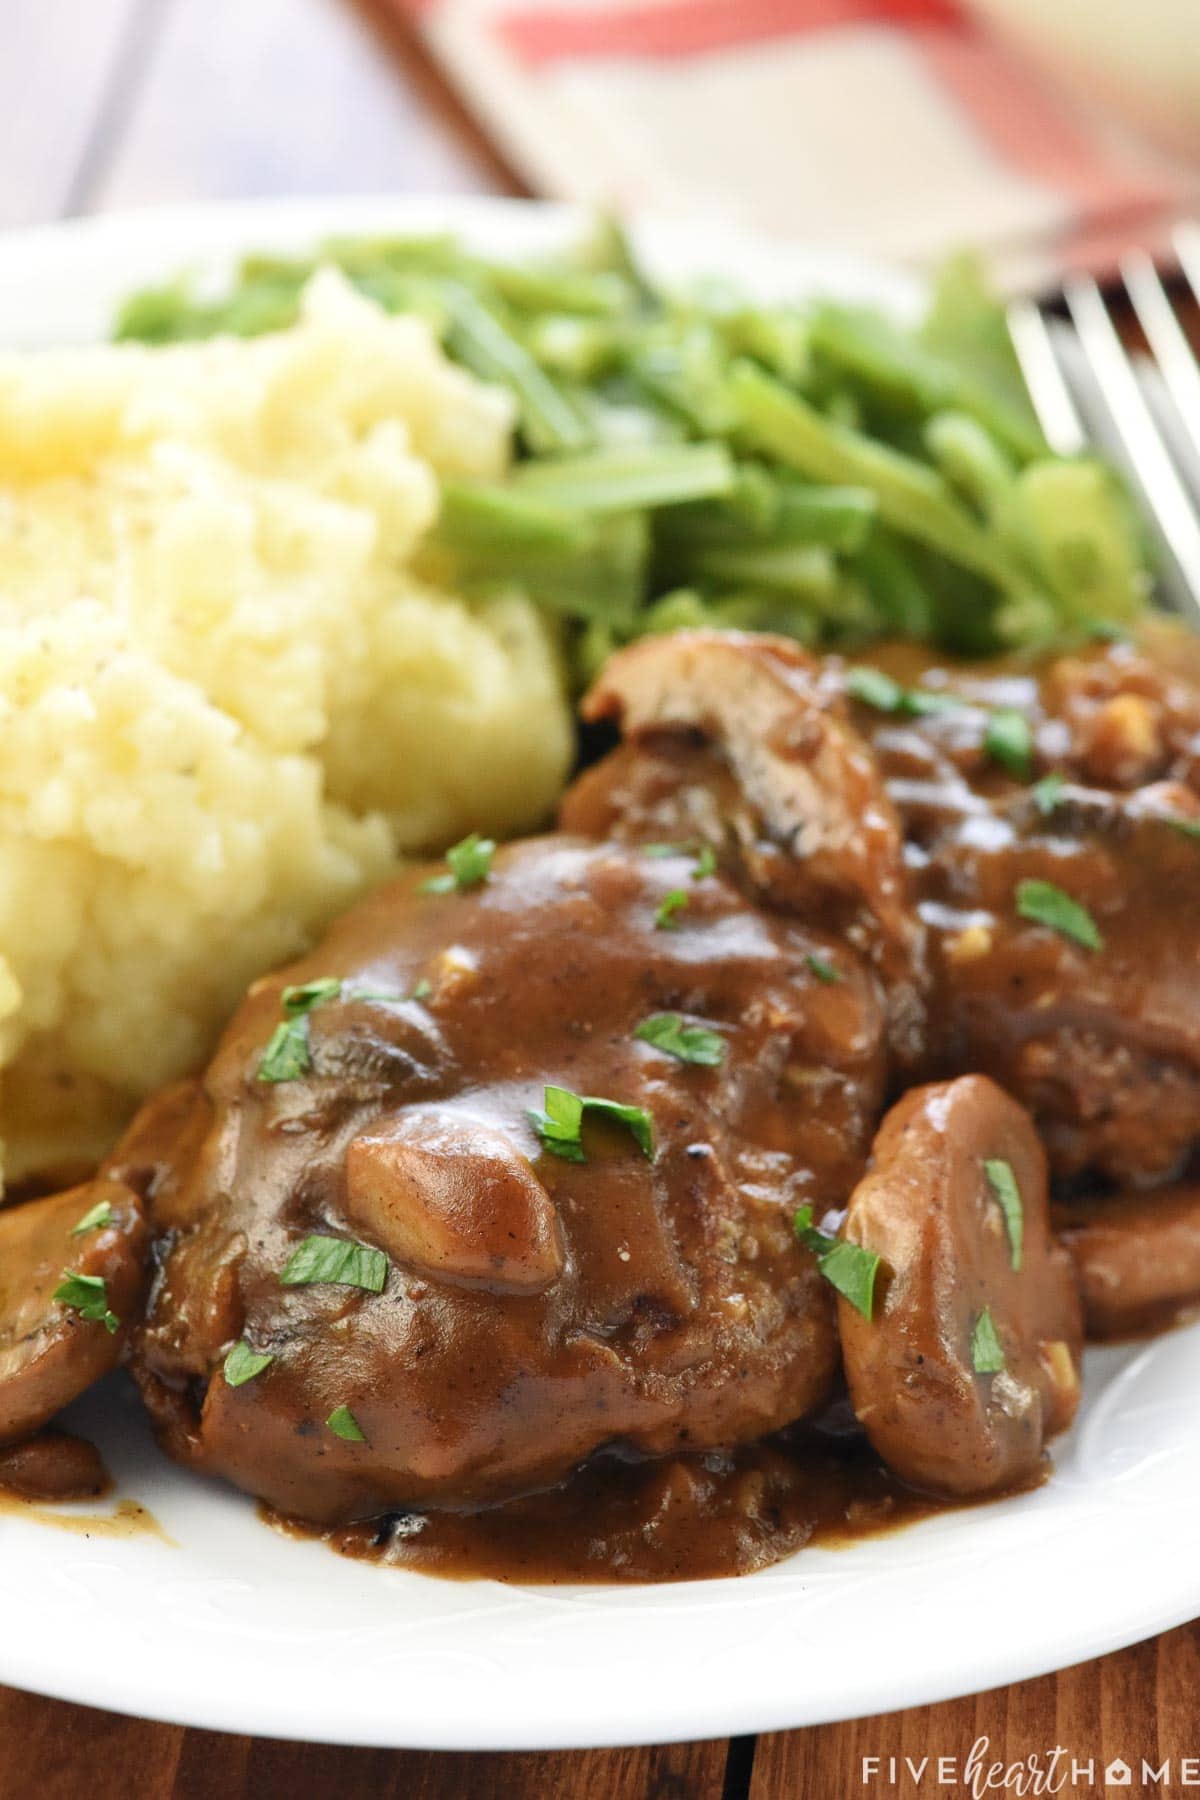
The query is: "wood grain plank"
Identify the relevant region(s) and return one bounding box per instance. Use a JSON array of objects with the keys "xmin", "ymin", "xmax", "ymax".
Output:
[
  {"xmin": 9, "ymin": 1633, "xmax": 1200, "ymax": 1798},
  {"xmin": 0, "ymin": 1686, "xmax": 729, "ymax": 1800},
  {"xmin": 0, "ymin": 1689, "xmax": 183, "ymax": 1800},
  {"xmin": 239, "ymin": 1736, "xmax": 729, "ymax": 1800},
  {"xmin": 750, "ymin": 1620, "xmax": 1200, "ymax": 1797},
  {"xmin": 0, "ymin": 0, "xmax": 145, "ymax": 228},
  {"xmin": 86, "ymin": 0, "xmax": 515, "ymax": 216}
]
